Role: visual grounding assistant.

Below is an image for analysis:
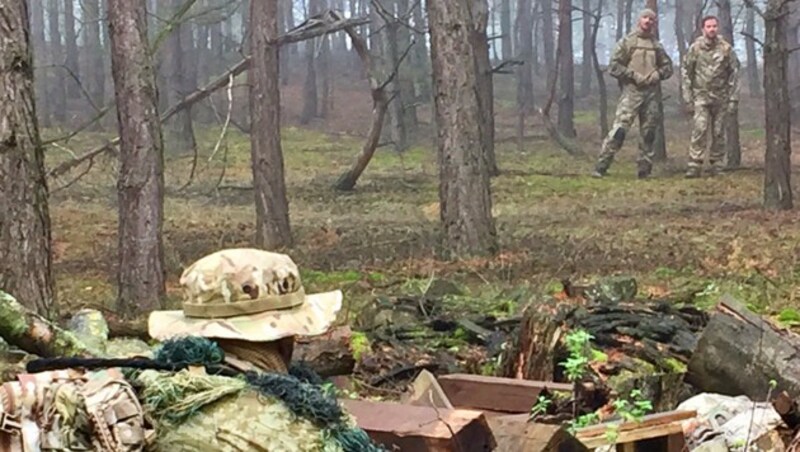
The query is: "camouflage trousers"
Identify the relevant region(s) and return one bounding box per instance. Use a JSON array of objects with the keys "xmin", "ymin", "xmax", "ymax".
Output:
[
  {"xmin": 596, "ymin": 86, "xmax": 660, "ymax": 172},
  {"xmin": 689, "ymin": 102, "xmax": 728, "ymax": 170}
]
